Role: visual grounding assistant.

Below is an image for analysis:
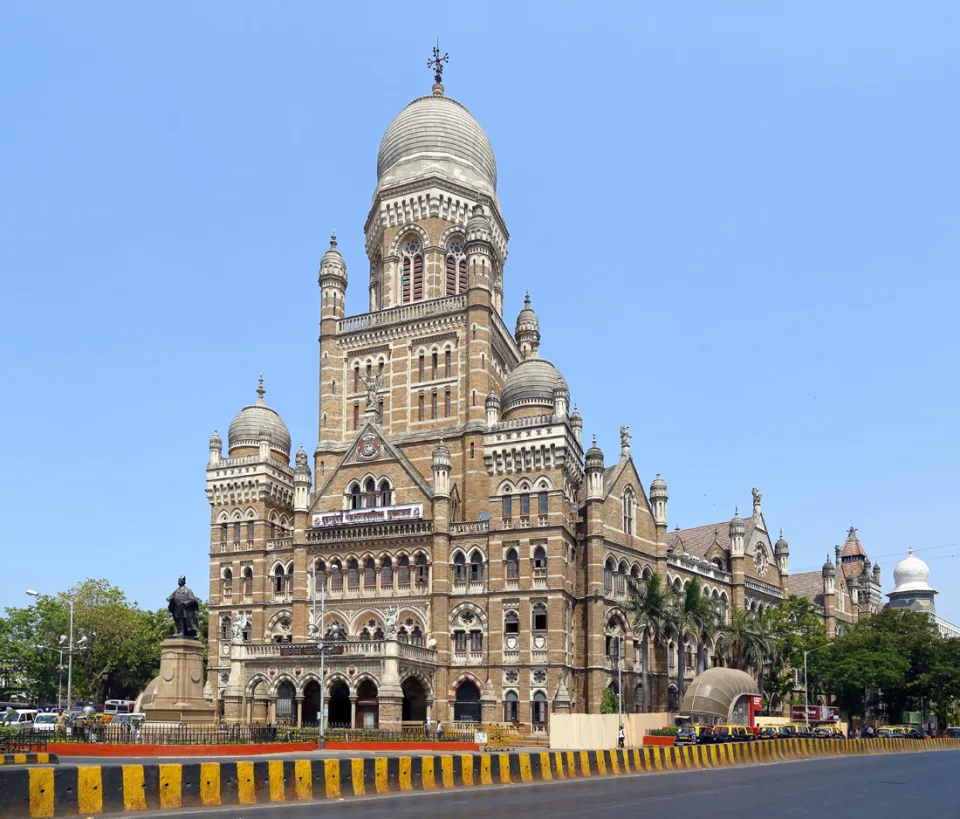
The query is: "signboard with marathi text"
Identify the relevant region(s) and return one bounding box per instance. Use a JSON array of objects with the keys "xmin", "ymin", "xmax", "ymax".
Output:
[
  {"xmin": 791, "ymin": 705, "xmax": 840, "ymax": 722},
  {"xmin": 311, "ymin": 502, "xmax": 423, "ymax": 529}
]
